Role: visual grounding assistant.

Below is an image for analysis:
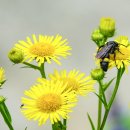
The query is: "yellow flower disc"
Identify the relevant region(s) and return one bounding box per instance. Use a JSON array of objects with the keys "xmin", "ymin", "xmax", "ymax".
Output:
[{"xmin": 36, "ymin": 94, "xmax": 61, "ymax": 113}]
